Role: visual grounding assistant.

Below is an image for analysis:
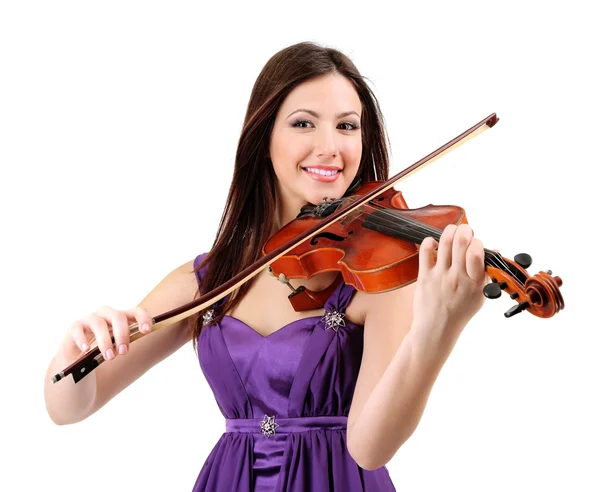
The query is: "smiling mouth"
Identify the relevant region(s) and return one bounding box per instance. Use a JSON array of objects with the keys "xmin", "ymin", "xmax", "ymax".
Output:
[
  {"xmin": 301, "ymin": 167, "xmax": 342, "ymax": 182},
  {"xmin": 303, "ymin": 167, "xmax": 340, "ymax": 176}
]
